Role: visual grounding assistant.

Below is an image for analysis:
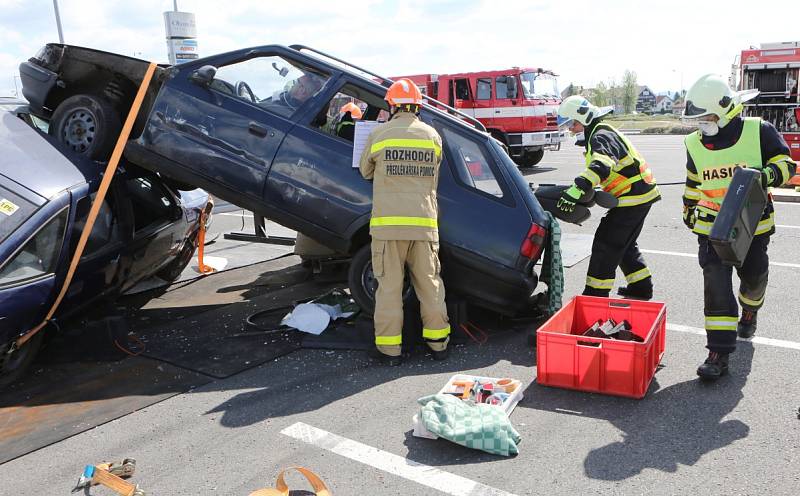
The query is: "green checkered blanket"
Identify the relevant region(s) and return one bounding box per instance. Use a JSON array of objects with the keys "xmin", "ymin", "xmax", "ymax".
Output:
[{"xmin": 417, "ymin": 394, "xmax": 521, "ymax": 456}]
